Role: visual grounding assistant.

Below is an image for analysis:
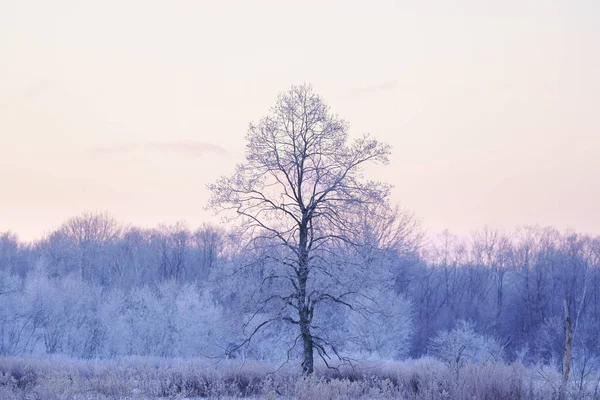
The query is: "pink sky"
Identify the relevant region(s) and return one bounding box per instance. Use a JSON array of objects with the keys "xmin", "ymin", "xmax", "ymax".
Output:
[{"xmin": 1, "ymin": 0, "xmax": 599, "ymax": 241}]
